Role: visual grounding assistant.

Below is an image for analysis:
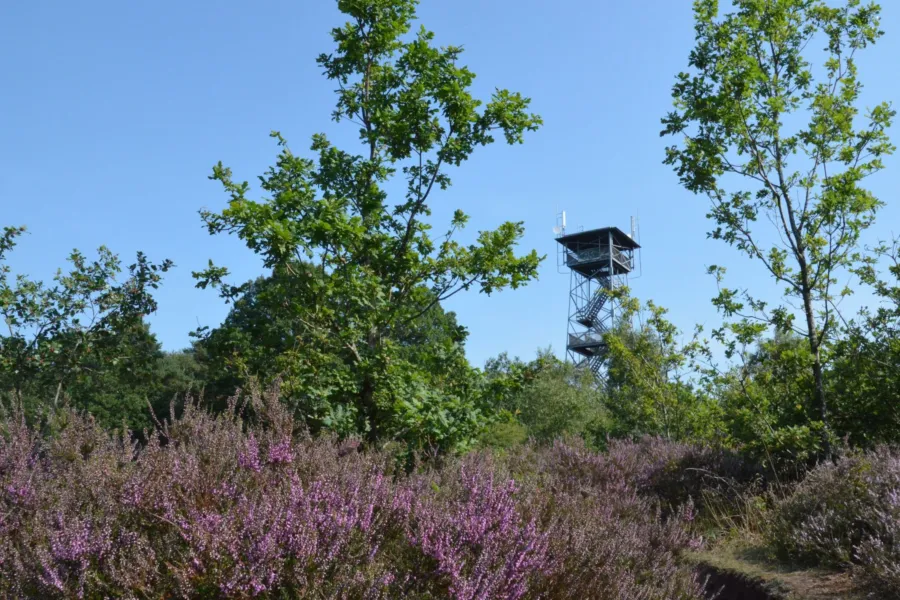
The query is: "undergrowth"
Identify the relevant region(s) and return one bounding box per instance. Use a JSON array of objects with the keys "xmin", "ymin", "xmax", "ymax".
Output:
[{"xmin": 0, "ymin": 390, "xmax": 706, "ymax": 600}]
